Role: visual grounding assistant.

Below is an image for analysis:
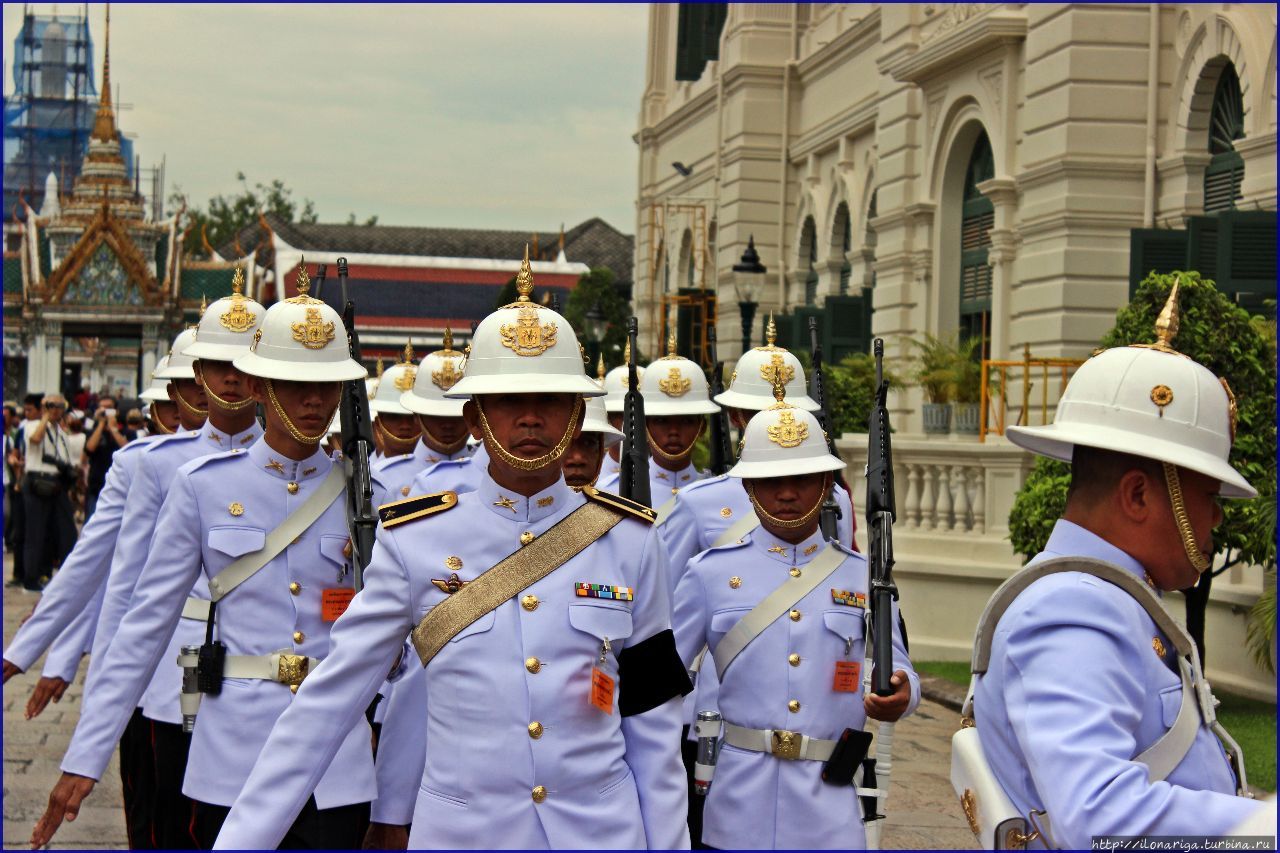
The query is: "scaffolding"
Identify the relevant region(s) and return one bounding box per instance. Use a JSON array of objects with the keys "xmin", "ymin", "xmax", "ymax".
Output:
[{"xmin": 643, "ymin": 198, "xmax": 717, "ymax": 367}]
